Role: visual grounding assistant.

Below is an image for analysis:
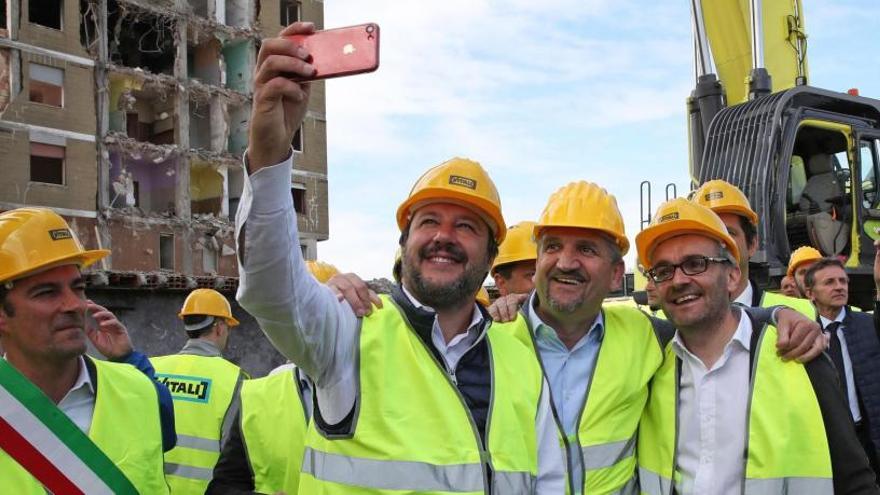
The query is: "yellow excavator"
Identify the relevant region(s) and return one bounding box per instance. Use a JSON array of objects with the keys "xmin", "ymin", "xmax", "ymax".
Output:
[{"xmin": 639, "ymin": 0, "xmax": 880, "ymax": 307}]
